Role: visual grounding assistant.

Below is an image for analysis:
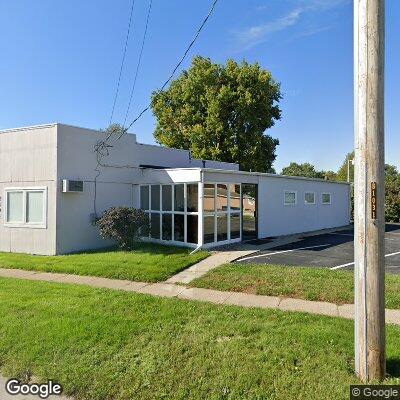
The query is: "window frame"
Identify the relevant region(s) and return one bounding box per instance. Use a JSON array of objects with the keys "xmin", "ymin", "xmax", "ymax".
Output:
[
  {"xmin": 4, "ymin": 187, "xmax": 47, "ymax": 229},
  {"xmin": 138, "ymin": 182, "xmax": 199, "ymax": 245},
  {"xmin": 284, "ymin": 190, "xmax": 297, "ymax": 206},
  {"xmin": 321, "ymin": 192, "xmax": 332, "ymax": 205},
  {"xmin": 203, "ymin": 182, "xmax": 242, "ymax": 245},
  {"xmin": 304, "ymin": 191, "xmax": 316, "ymax": 205}
]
